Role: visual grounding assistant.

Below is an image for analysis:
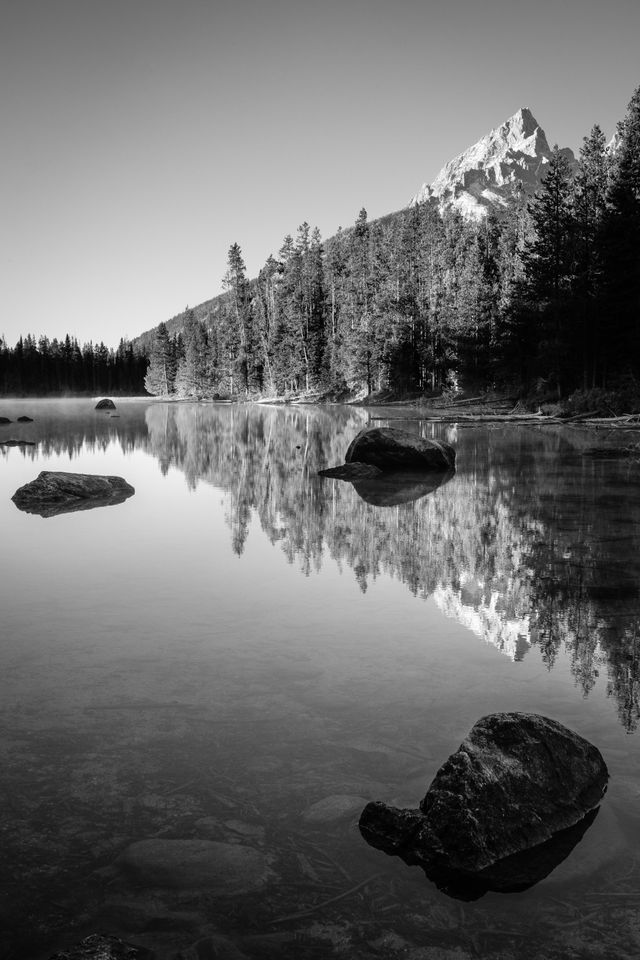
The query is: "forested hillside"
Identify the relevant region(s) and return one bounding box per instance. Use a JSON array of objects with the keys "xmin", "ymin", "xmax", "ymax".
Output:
[{"xmin": 142, "ymin": 86, "xmax": 640, "ymax": 407}]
